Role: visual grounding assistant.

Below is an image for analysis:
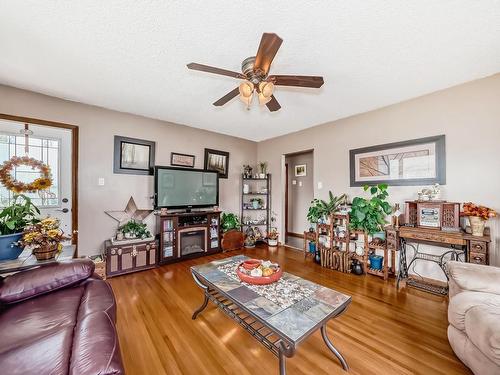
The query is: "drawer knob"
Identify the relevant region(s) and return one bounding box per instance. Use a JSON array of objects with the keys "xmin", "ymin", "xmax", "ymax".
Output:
[
  {"xmin": 132, "ymin": 245, "xmax": 137, "ymax": 257},
  {"xmin": 474, "ymin": 244, "xmax": 482, "ymax": 250}
]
